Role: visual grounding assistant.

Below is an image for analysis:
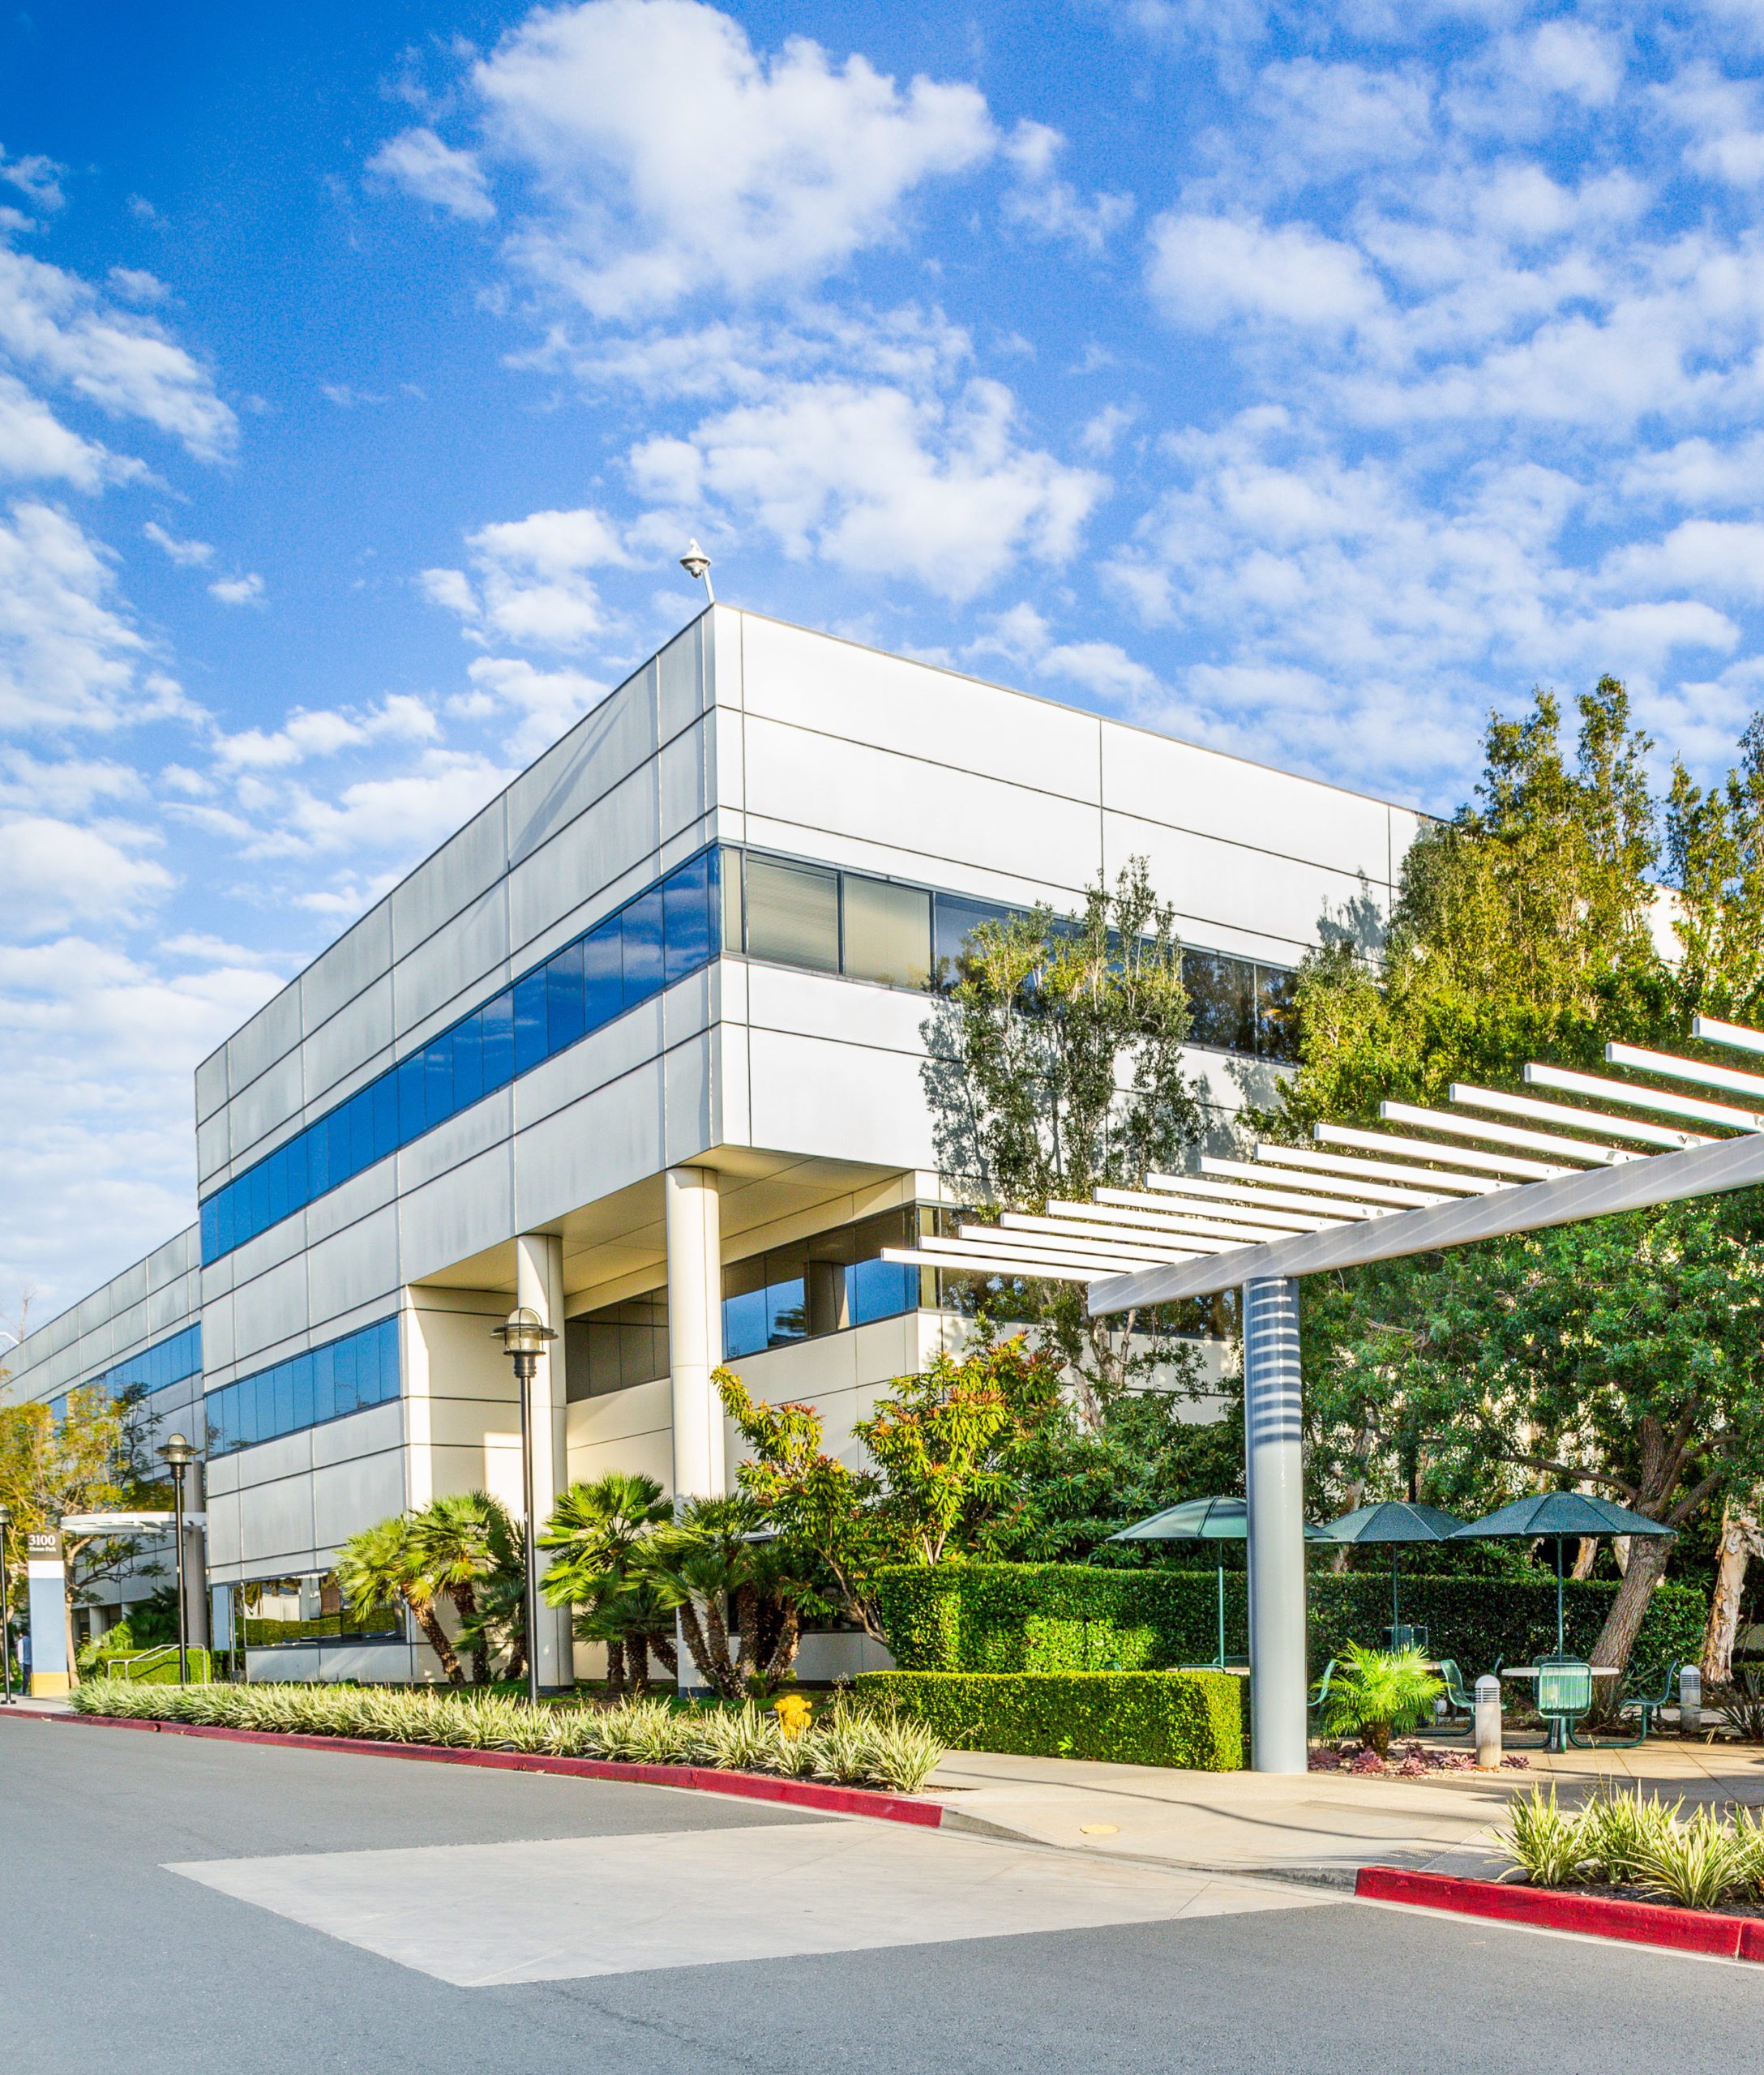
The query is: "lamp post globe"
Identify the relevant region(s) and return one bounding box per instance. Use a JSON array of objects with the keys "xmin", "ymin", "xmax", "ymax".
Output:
[
  {"xmin": 491, "ymin": 1307, "xmax": 557, "ymax": 1709},
  {"xmin": 156, "ymin": 1431, "xmax": 196, "ymax": 1685}
]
